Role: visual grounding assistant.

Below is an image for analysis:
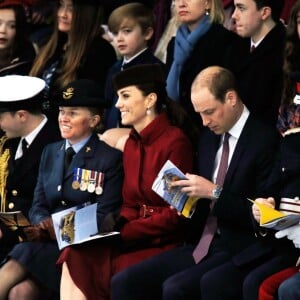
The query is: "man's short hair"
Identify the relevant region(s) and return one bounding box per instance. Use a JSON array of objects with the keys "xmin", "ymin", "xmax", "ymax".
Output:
[
  {"xmin": 253, "ymin": 0, "xmax": 284, "ymax": 21},
  {"xmin": 193, "ymin": 66, "xmax": 239, "ymax": 103}
]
